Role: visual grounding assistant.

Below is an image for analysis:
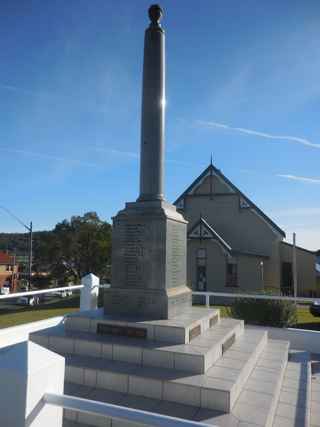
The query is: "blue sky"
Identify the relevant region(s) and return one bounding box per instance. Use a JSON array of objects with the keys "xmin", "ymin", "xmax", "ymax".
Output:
[{"xmin": 0, "ymin": 0, "xmax": 319, "ymax": 250}]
